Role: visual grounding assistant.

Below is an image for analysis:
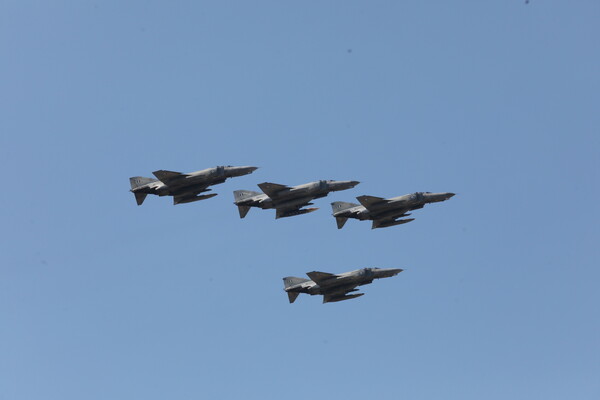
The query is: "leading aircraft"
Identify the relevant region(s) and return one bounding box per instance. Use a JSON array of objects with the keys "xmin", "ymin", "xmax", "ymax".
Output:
[
  {"xmin": 331, "ymin": 191, "xmax": 455, "ymax": 229},
  {"xmin": 233, "ymin": 179, "xmax": 359, "ymax": 219},
  {"xmin": 129, "ymin": 165, "xmax": 258, "ymax": 205},
  {"xmin": 283, "ymin": 267, "xmax": 403, "ymax": 303}
]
